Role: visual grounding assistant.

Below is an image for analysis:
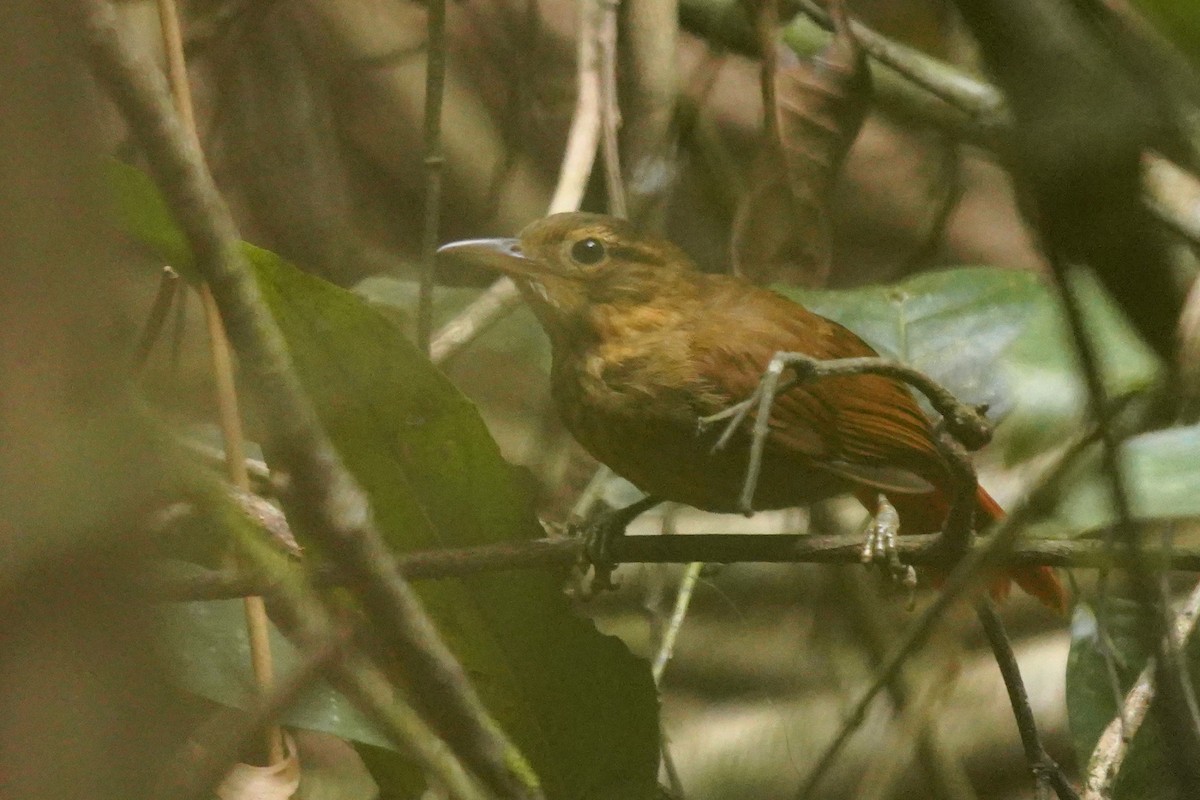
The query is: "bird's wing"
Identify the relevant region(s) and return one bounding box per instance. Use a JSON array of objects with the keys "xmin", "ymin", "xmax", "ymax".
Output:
[{"xmin": 689, "ymin": 280, "xmax": 949, "ymax": 494}]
